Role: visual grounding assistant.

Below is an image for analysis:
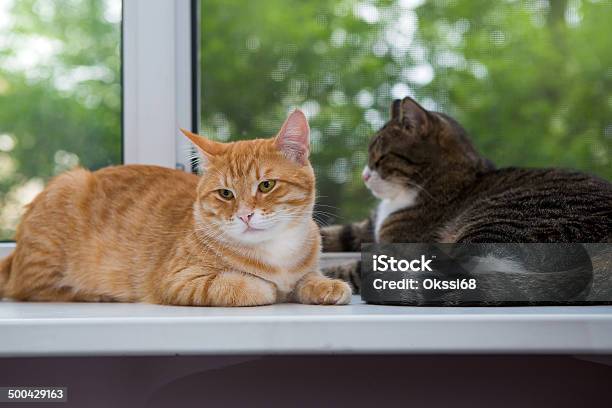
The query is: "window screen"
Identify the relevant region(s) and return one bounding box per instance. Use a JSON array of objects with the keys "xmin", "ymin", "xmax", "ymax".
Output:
[
  {"xmin": 0, "ymin": 0, "xmax": 122, "ymax": 240},
  {"xmin": 199, "ymin": 0, "xmax": 611, "ymax": 224}
]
